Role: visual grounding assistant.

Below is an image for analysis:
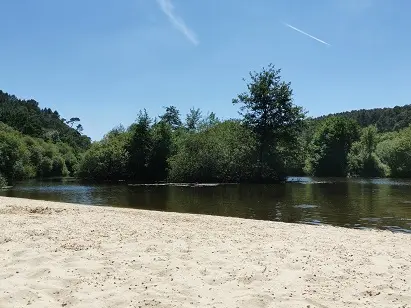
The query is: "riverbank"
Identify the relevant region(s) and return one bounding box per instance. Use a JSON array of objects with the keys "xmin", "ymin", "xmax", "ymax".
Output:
[{"xmin": 1, "ymin": 197, "xmax": 410, "ymax": 307}]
